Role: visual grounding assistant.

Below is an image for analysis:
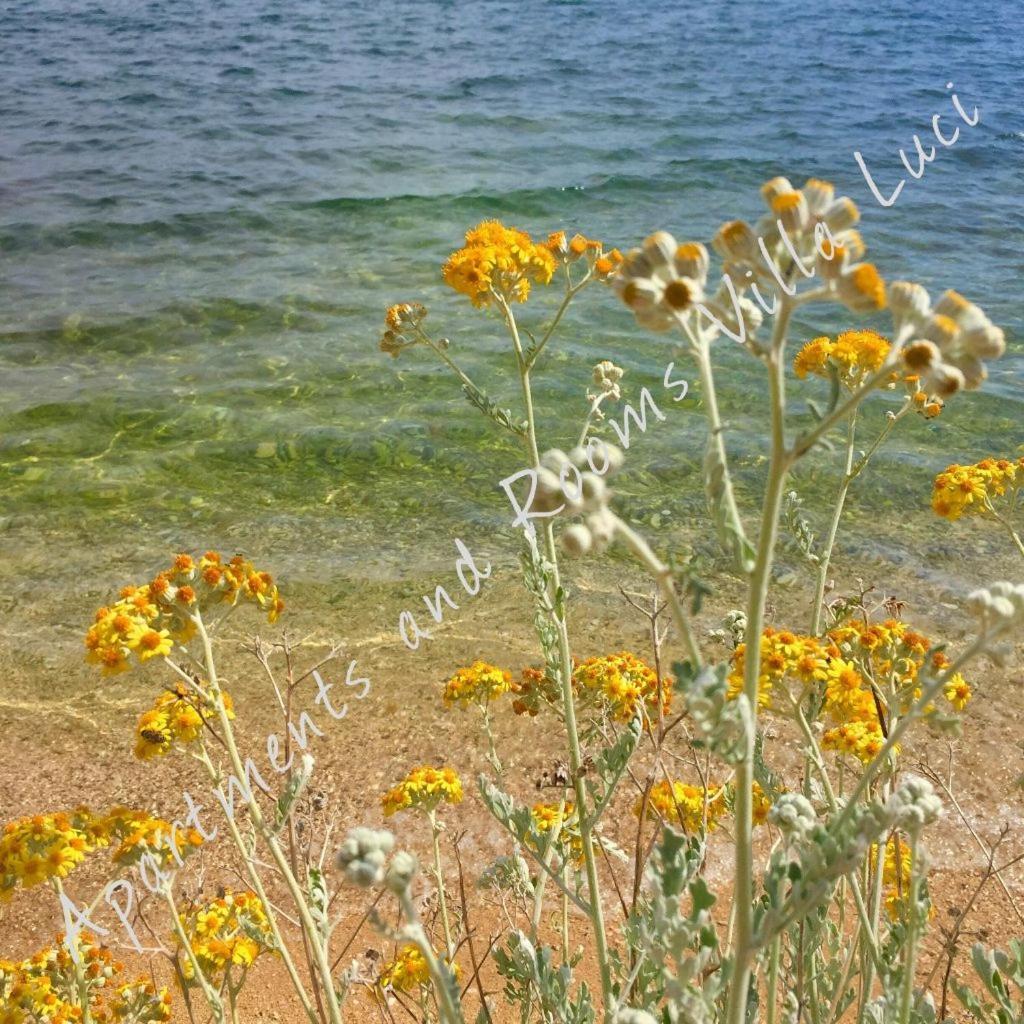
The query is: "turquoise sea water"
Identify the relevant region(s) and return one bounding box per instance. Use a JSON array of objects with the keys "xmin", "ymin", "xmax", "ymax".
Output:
[{"xmin": 1, "ymin": 0, "xmax": 1022, "ymax": 596}]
